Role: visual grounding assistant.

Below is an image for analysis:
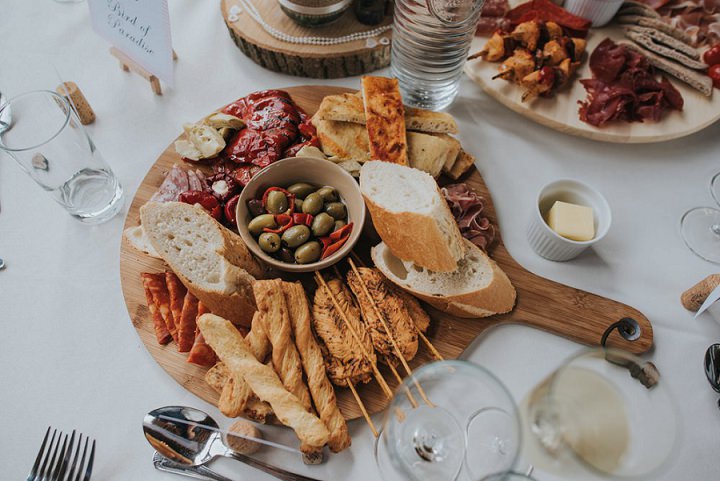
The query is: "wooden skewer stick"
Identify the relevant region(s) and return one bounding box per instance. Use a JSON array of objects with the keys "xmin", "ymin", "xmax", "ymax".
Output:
[
  {"xmin": 350, "ymin": 252, "xmax": 443, "ymax": 361},
  {"xmin": 348, "ymin": 381, "xmax": 378, "ymax": 437},
  {"xmin": 347, "ymin": 258, "xmax": 434, "ymax": 408},
  {"xmin": 313, "ymin": 272, "xmax": 394, "ymax": 400}
]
